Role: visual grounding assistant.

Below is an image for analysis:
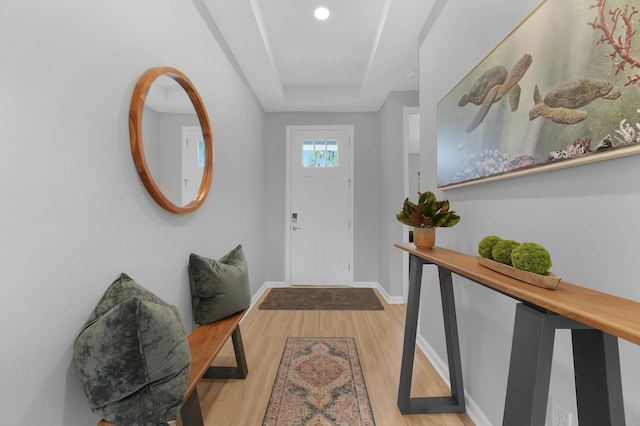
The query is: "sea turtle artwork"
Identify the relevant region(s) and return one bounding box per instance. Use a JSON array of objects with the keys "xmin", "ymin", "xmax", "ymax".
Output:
[
  {"xmin": 529, "ymin": 78, "xmax": 622, "ymax": 124},
  {"xmin": 459, "ymin": 53, "xmax": 533, "ymax": 133}
]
